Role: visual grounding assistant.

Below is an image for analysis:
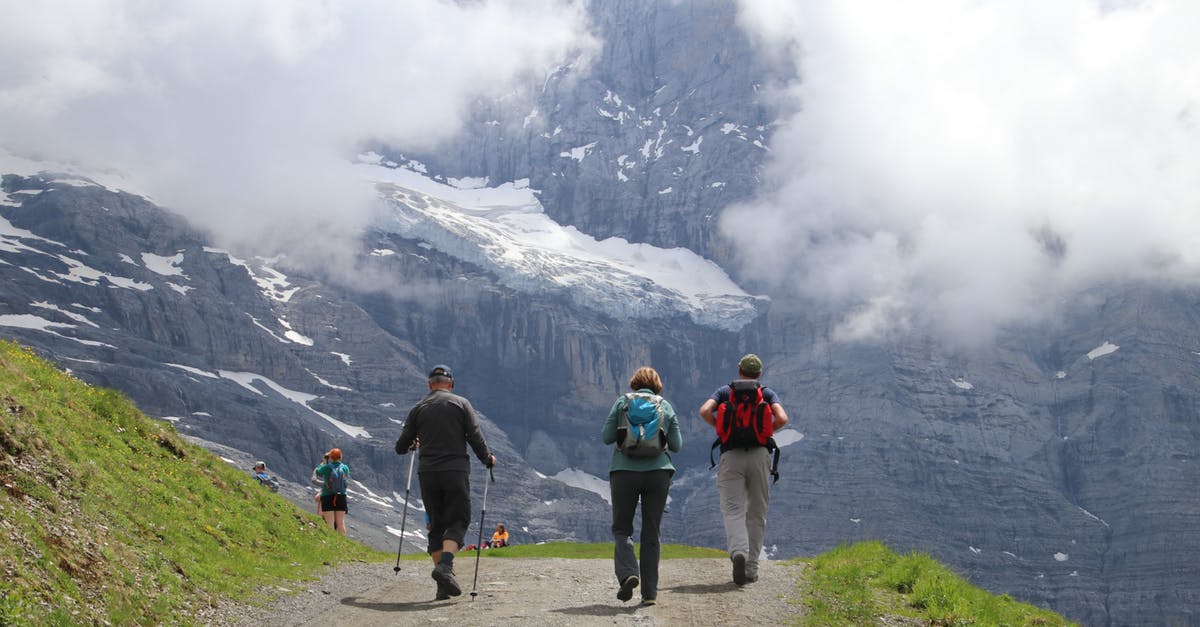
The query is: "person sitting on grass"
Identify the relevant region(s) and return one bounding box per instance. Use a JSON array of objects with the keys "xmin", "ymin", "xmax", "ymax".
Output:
[
  {"xmin": 252, "ymin": 461, "xmax": 280, "ymax": 492},
  {"xmin": 485, "ymin": 523, "xmax": 509, "ymax": 548}
]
